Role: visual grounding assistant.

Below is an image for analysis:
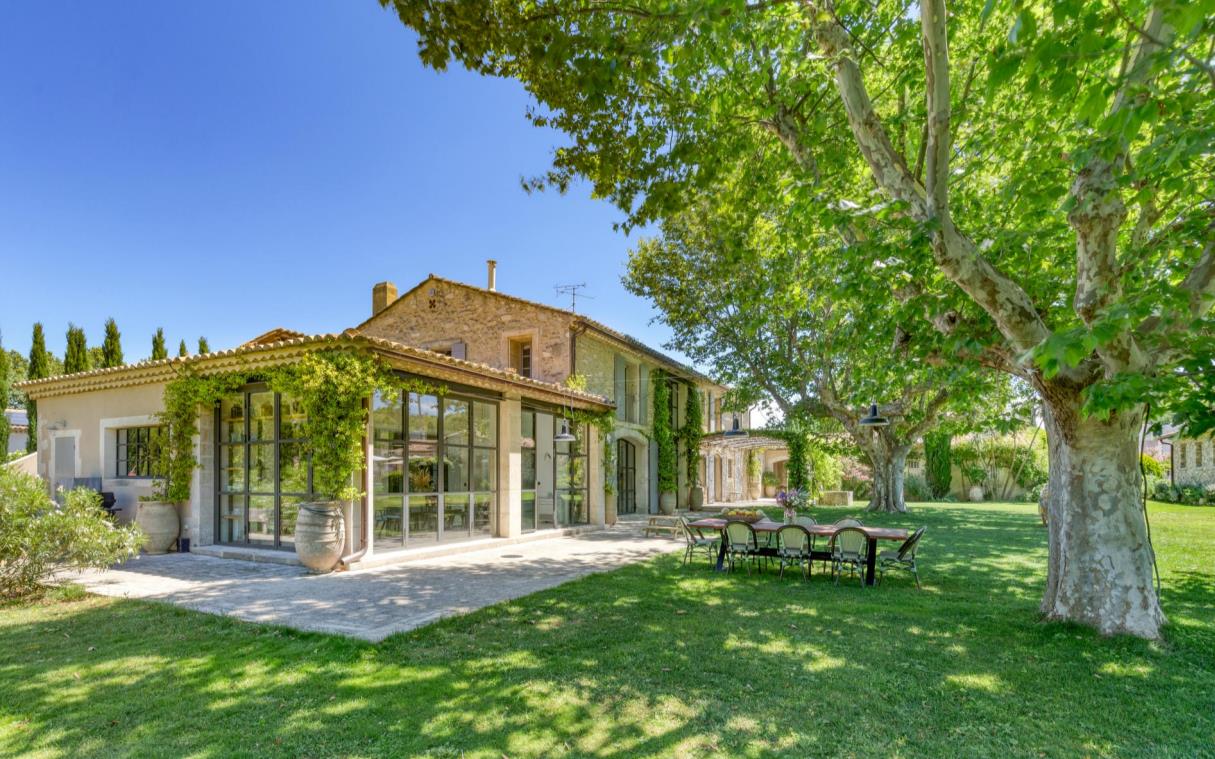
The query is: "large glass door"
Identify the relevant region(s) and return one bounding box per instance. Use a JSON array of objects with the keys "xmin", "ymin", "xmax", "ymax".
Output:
[
  {"xmin": 217, "ymin": 388, "xmax": 312, "ymax": 549},
  {"xmin": 617, "ymin": 439, "xmax": 636, "ymax": 515}
]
